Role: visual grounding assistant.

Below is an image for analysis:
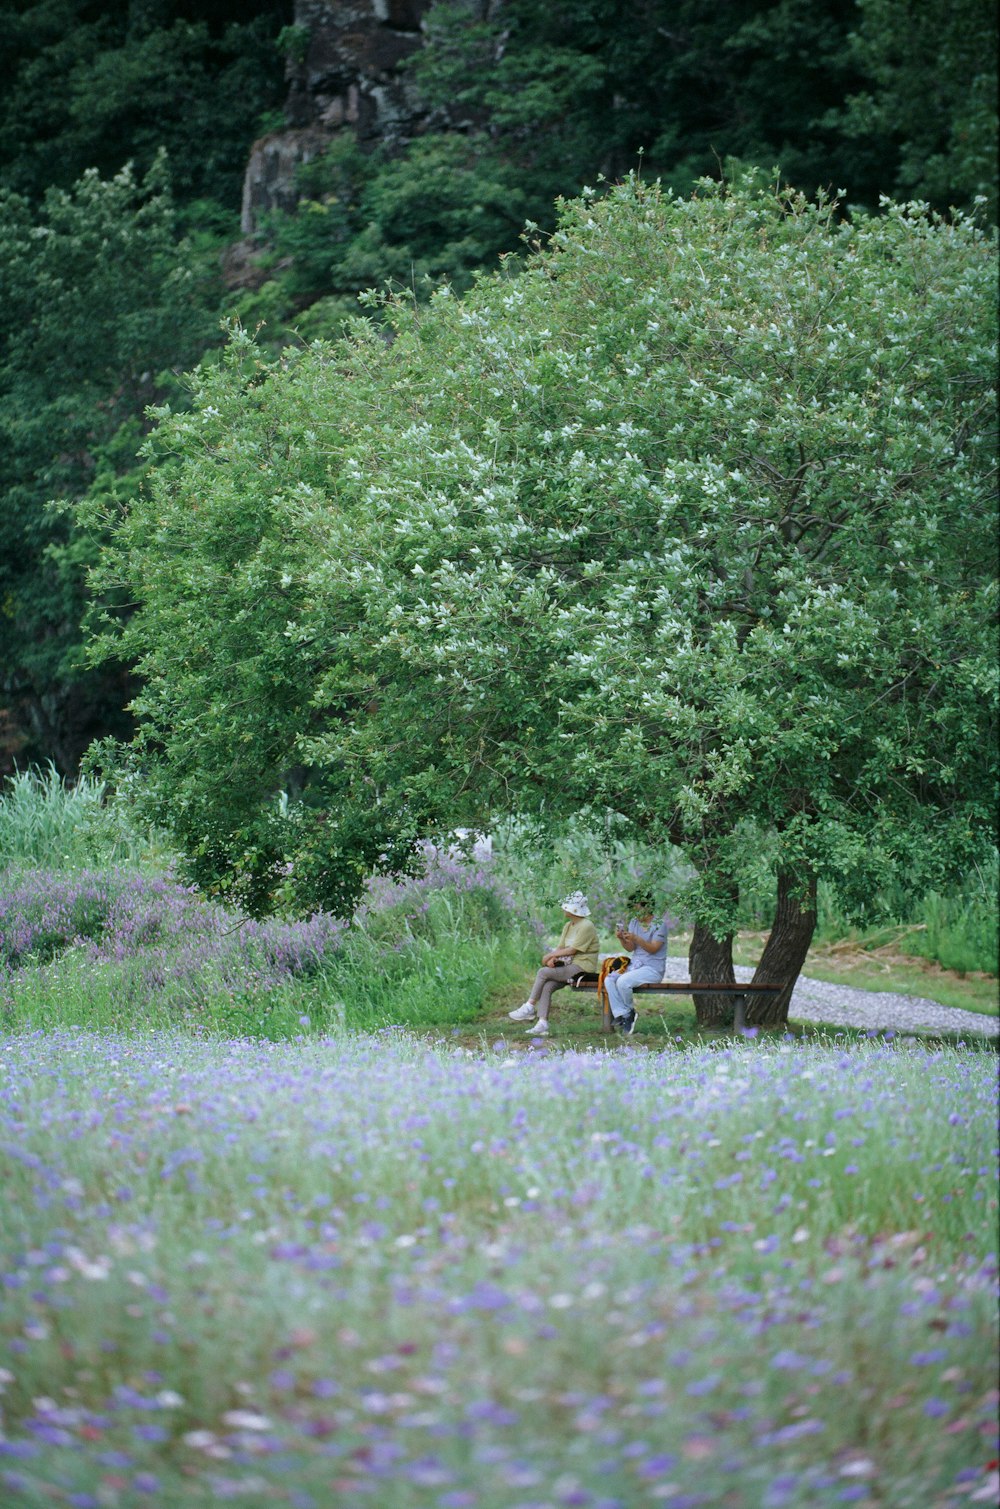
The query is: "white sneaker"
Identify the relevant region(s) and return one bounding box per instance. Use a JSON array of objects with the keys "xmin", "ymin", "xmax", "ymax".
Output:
[
  {"xmin": 526, "ymin": 1018, "xmax": 549, "ymax": 1035},
  {"xmin": 508, "ymin": 1002, "xmax": 536, "ymax": 1021}
]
